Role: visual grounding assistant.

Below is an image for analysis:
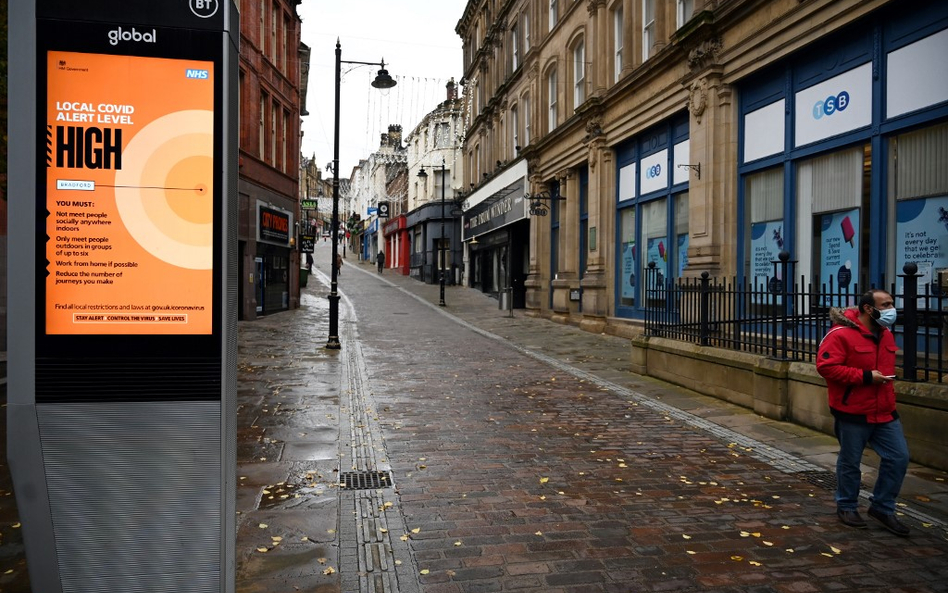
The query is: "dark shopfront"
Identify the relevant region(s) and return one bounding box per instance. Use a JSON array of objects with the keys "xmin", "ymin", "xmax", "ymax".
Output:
[
  {"xmin": 463, "ymin": 175, "xmax": 530, "ymax": 308},
  {"xmin": 250, "ymin": 203, "xmax": 293, "ymax": 317}
]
